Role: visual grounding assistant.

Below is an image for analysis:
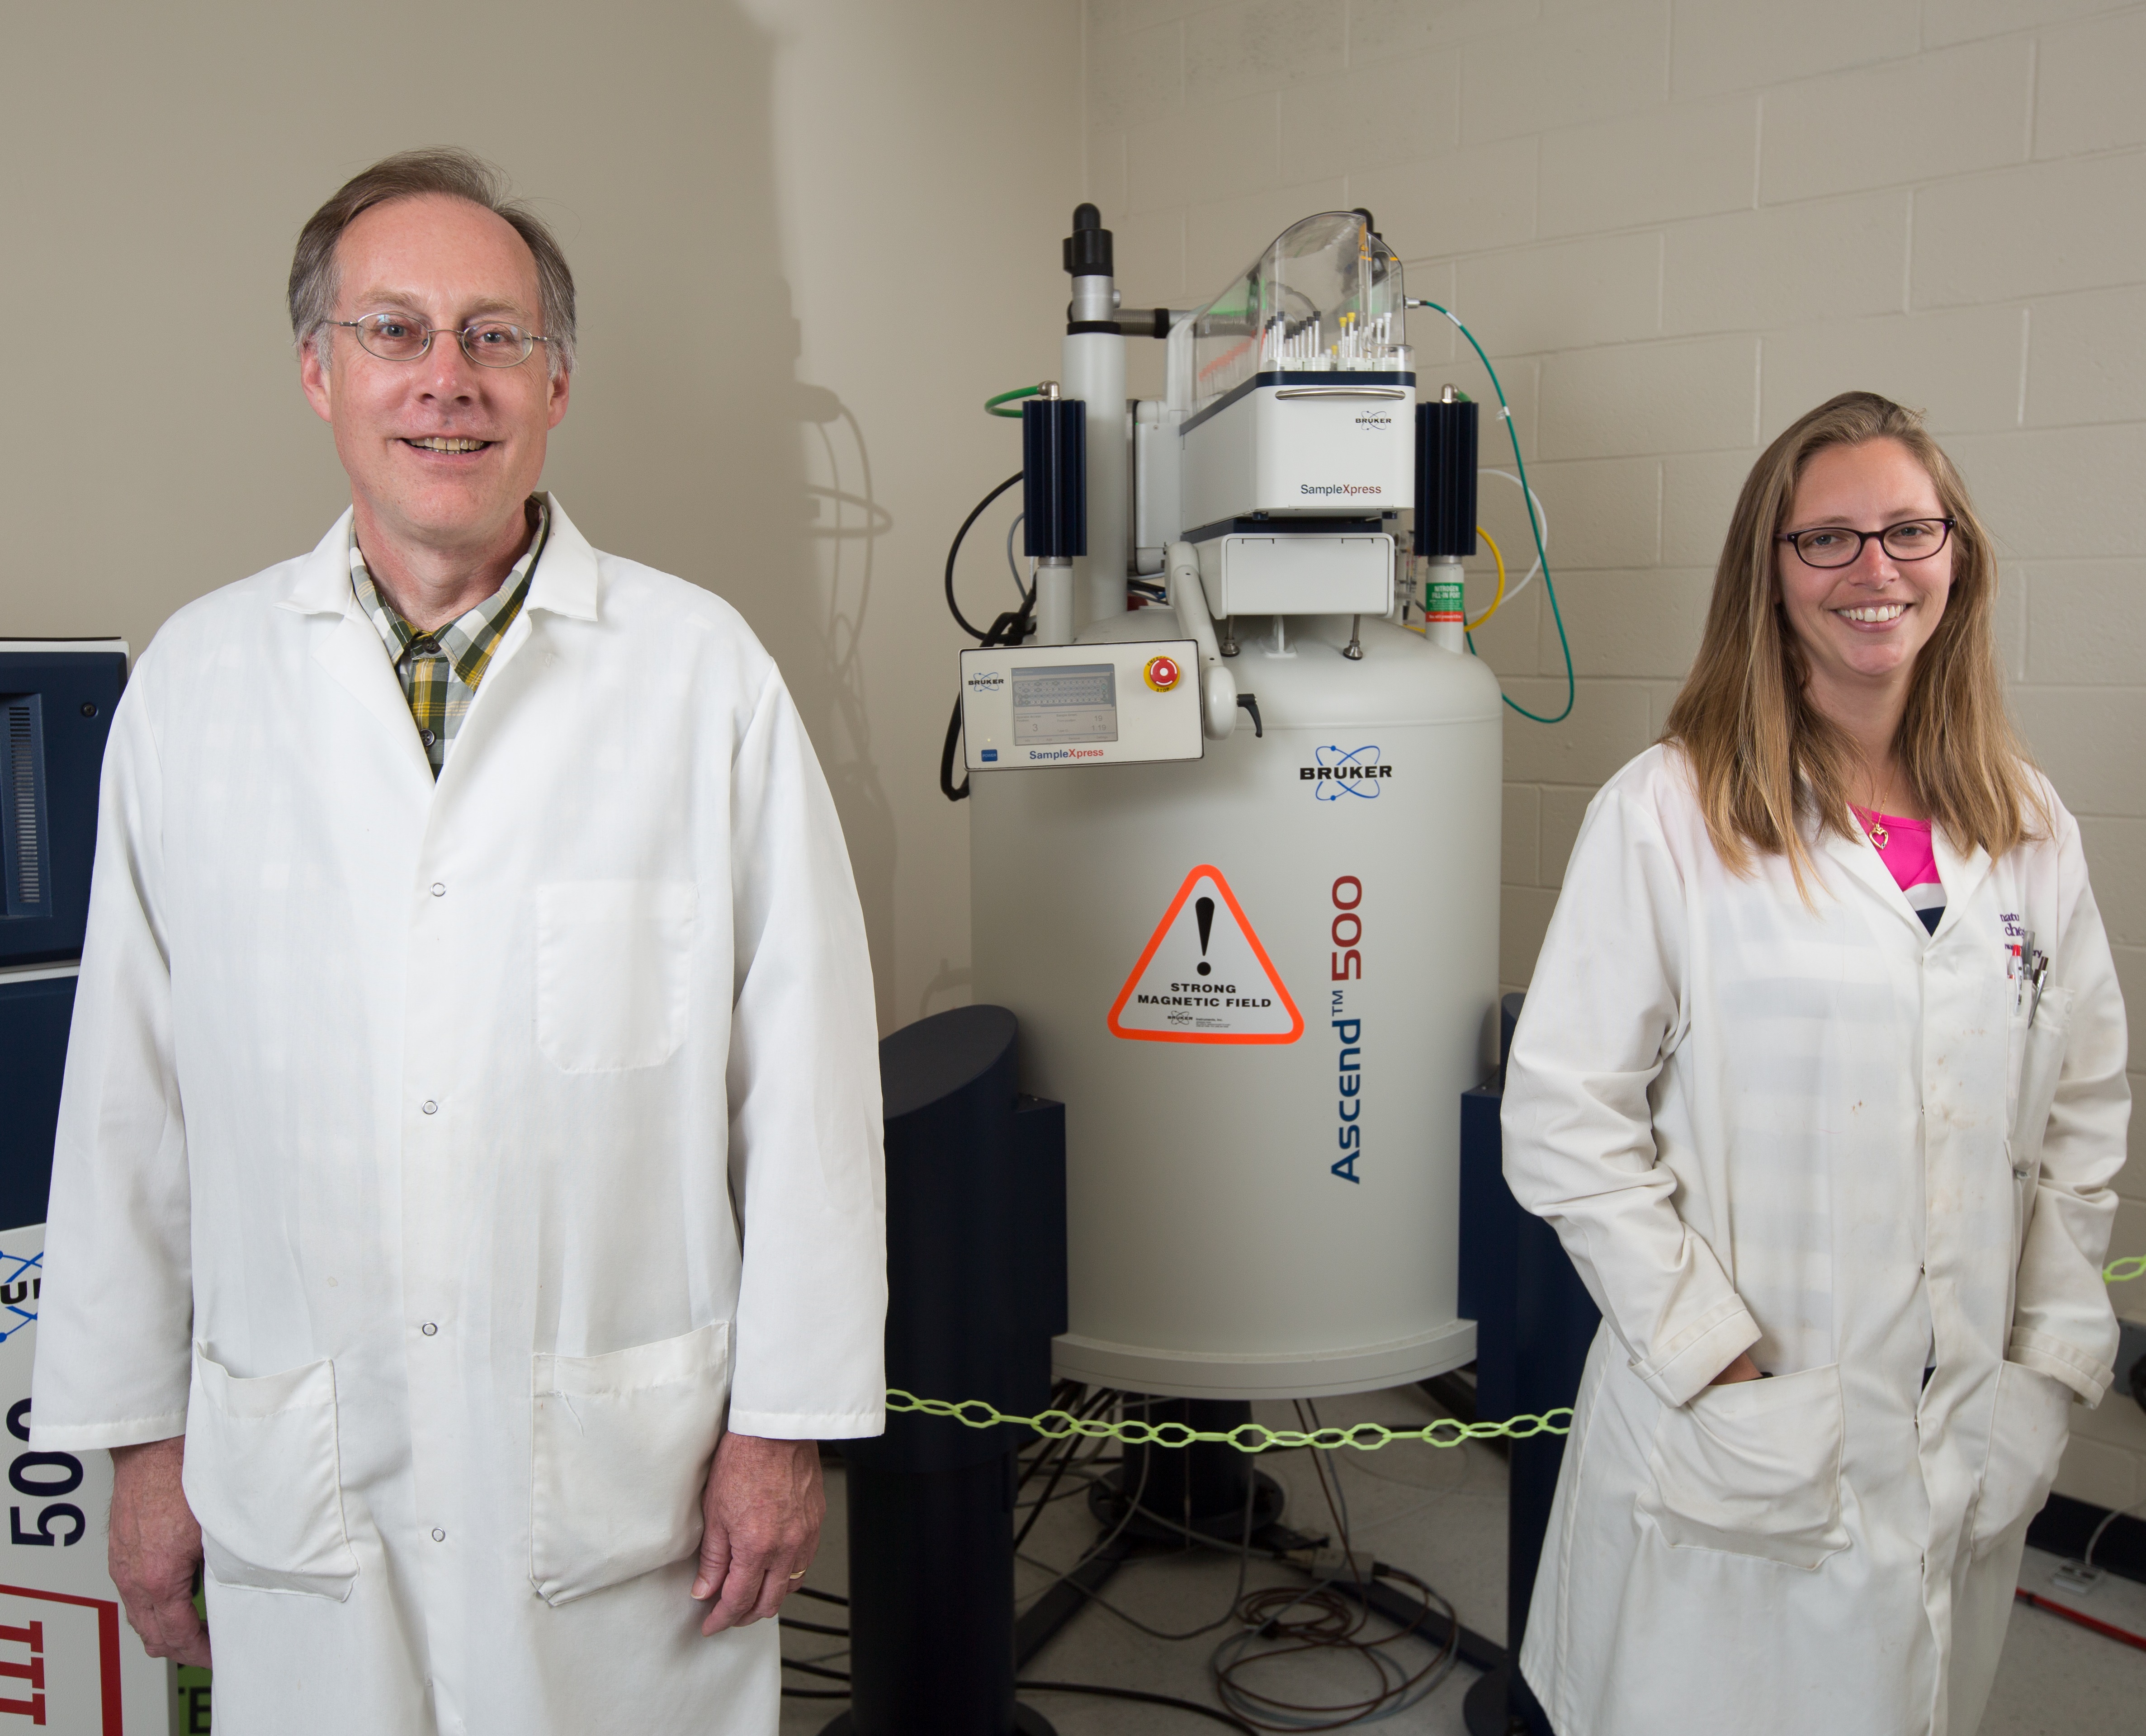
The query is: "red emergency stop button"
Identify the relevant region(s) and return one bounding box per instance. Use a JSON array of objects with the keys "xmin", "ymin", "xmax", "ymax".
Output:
[{"xmin": 1143, "ymin": 656, "xmax": 1182, "ymax": 693}]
